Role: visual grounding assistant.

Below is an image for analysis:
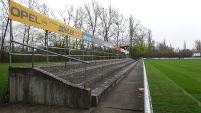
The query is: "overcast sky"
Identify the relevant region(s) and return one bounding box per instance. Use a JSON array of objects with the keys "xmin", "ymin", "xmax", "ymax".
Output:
[{"xmin": 39, "ymin": 0, "xmax": 201, "ymax": 49}]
